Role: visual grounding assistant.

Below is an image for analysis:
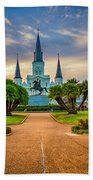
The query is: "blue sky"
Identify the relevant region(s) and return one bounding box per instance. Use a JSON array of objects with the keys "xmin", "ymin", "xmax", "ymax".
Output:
[{"xmin": 5, "ymin": 6, "xmax": 88, "ymax": 81}]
